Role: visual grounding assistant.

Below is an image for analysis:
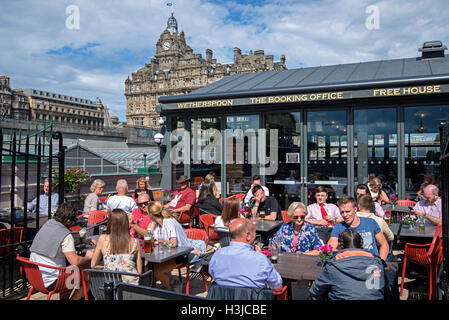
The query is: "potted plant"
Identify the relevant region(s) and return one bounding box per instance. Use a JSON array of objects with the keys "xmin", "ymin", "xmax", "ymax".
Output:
[
  {"xmin": 402, "ymin": 214, "xmax": 417, "ymax": 230},
  {"xmin": 53, "ymin": 169, "xmax": 92, "ymax": 208},
  {"xmin": 318, "ymin": 244, "xmax": 334, "ymax": 266}
]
